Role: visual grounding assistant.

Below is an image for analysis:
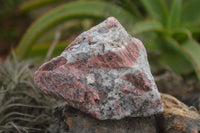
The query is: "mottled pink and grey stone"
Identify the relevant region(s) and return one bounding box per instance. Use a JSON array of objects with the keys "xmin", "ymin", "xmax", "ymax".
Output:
[{"xmin": 34, "ymin": 17, "xmax": 163, "ymax": 120}]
